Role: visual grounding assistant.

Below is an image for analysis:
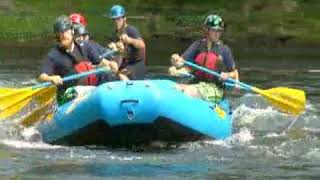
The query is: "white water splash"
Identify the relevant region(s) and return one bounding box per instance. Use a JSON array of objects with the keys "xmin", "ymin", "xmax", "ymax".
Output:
[
  {"xmin": 303, "ymin": 127, "xmax": 320, "ymax": 133},
  {"xmin": 109, "ymin": 155, "xmax": 143, "ymax": 161},
  {"xmin": 232, "ymin": 102, "xmax": 300, "ymax": 133},
  {"xmin": 233, "ymin": 104, "xmax": 280, "ymax": 126},
  {"xmin": 202, "ymin": 139, "xmax": 230, "ymax": 147},
  {"xmin": 303, "ymin": 148, "xmax": 320, "ymax": 160},
  {"xmin": 21, "ymin": 127, "xmax": 42, "ymax": 142},
  {"xmin": 1, "ymin": 139, "xmax": 63, "ymax": 149},
  {"xmin": 227, "ymin": 128, "xmax": 254, "ymax": 144},
  {"xmin": 67, "ymin": 149, "xmax": 143, "ymax": 161},
  {"xmin": 202, "ymin": 128, "xmax": 254, "ymax": 147},
  {"xmin": 69, "ymin": 149, "xmax": 97, "ymax": 159},
  {"xmin": 306, "ymin": 103, "xmax": 315, "ymax": 111},
  {"xmin": 264, "ymin": 132, "xmax": 284, "ymax": 138},
  {"xmin": 21, "ymin": 78, "xmax": 38, "ymax": 86},
  {"xmin": 0, "ymin": 123, "xmax": 63, "ymax": 150}
]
